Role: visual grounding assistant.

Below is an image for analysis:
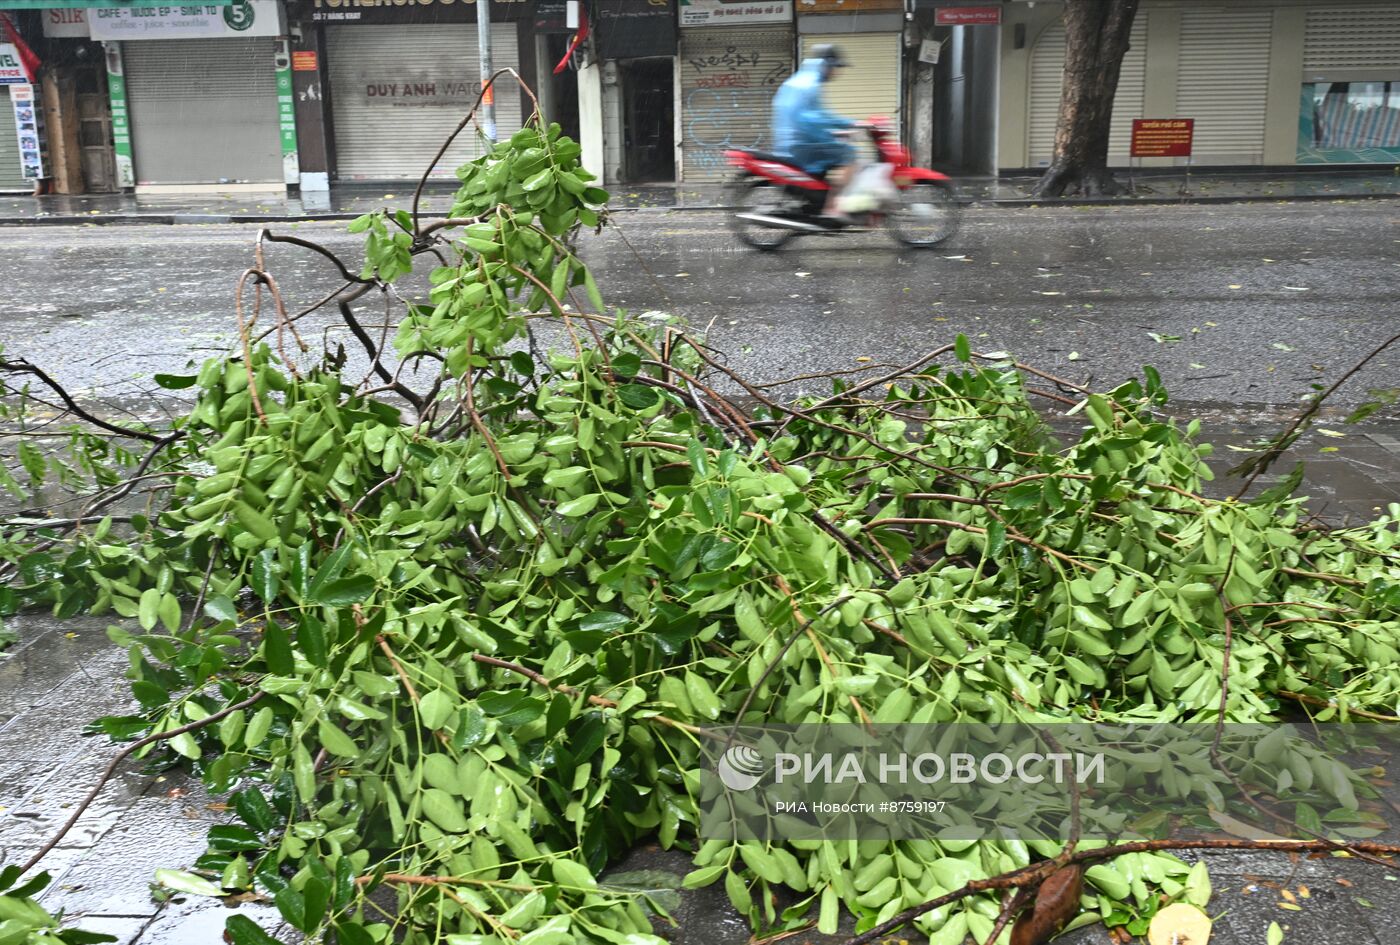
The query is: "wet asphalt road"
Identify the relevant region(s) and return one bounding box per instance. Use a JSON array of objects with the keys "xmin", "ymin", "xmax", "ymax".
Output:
[
  {"xmin": 0, "ymin": 199, "xmax": 1396, "ymax": 413},
  {"xmin": 4, "ymin": 201, "xmax": 1400, "ymax": 942}
]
